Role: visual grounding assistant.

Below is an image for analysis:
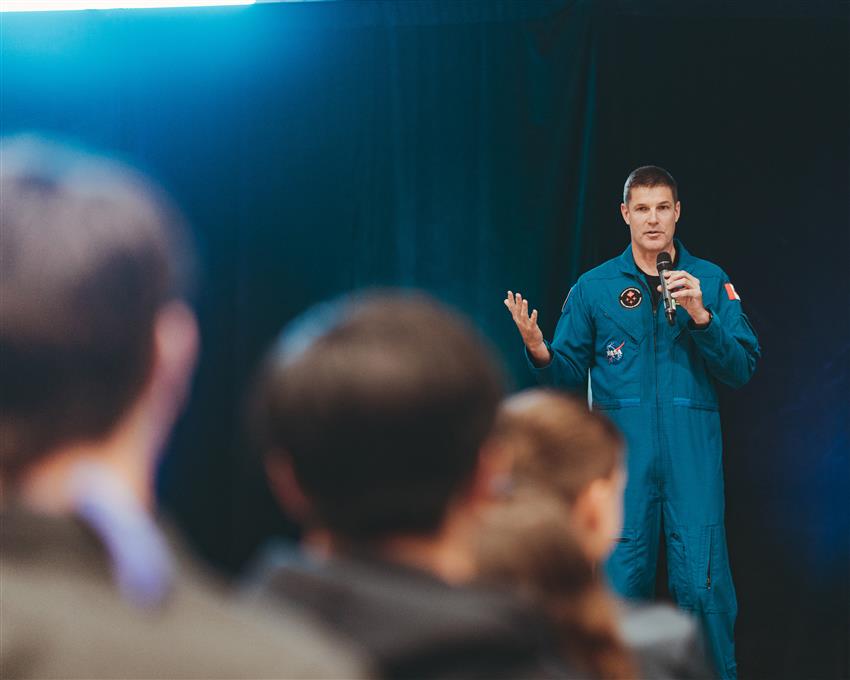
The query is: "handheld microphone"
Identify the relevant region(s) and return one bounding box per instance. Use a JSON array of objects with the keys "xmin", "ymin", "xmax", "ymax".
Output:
[{"xmin": 656, "ymin": 251, "xmax": 677, "ymax": 326}]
